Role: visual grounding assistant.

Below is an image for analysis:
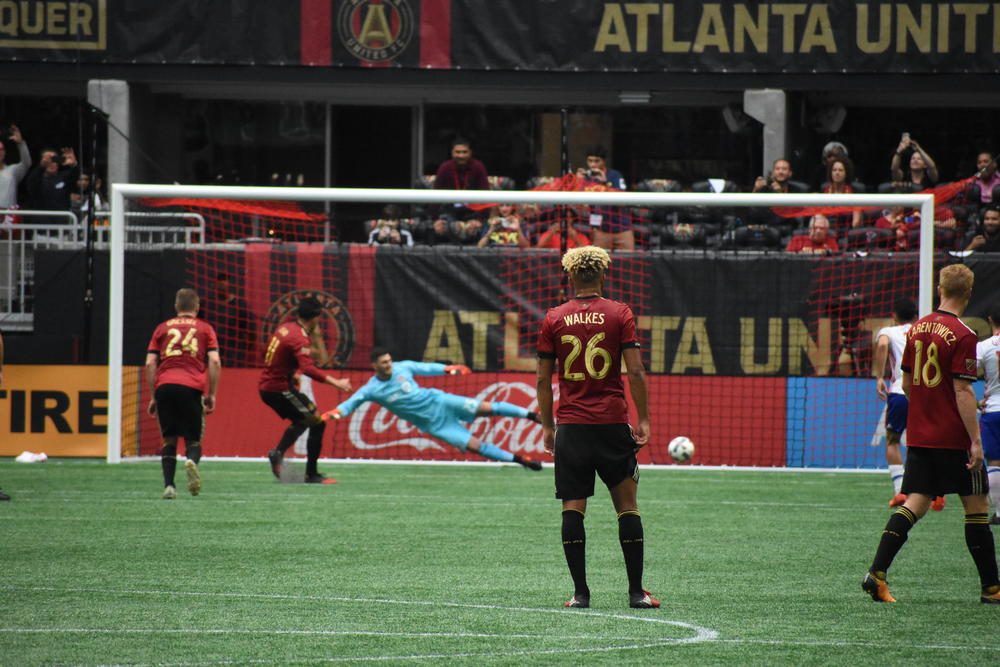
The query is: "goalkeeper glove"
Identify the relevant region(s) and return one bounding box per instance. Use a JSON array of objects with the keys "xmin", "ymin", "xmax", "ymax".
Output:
[
  {"xmin": 444, "ymin": 364, "xmax": 471, "ymax": 375},
  {"xmin": 322, "ymin": 409, "xmax": 343, "ymax": 421}
]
